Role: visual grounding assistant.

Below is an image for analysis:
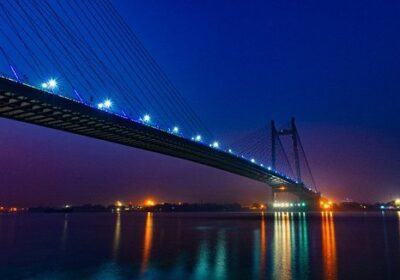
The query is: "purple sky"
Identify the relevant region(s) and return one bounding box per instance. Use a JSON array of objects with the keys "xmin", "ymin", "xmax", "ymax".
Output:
[{"xmin": 1, "ymin": 0, "xmax": 399, "ymax": 206}]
